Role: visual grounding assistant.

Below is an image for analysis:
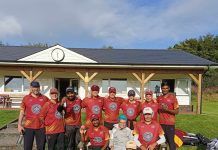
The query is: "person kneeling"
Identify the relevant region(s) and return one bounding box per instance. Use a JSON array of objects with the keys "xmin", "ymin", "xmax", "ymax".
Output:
[{"xmin": 80, "ymin": 114, "xmax": 109, "ymax": 150}]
